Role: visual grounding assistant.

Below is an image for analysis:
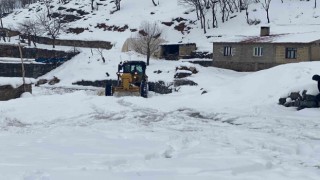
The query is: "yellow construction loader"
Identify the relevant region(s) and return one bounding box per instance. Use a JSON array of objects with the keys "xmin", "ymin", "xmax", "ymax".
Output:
[{"xmin": 105, "ymin": 61, "xmax": 148, "ymax": 98}]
